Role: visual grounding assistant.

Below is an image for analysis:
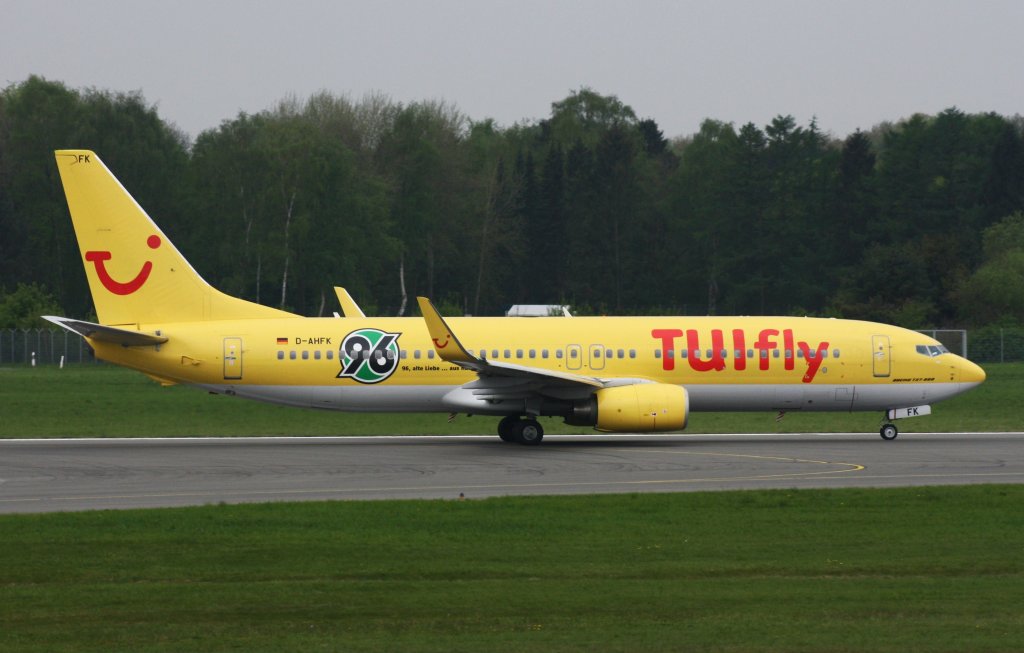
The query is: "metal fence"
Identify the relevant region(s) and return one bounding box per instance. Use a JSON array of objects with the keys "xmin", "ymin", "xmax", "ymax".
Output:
[
  {"xmin": 3, "ymin": 326, "xmax": 1024, "ymax": 366},
  {"xmin": 968, "ymin": 327, "xmax": 1024, "ymax": 364},
  {"xmin": 0, "ymin": 328, "xmax": 97, "ymax": 365}
]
